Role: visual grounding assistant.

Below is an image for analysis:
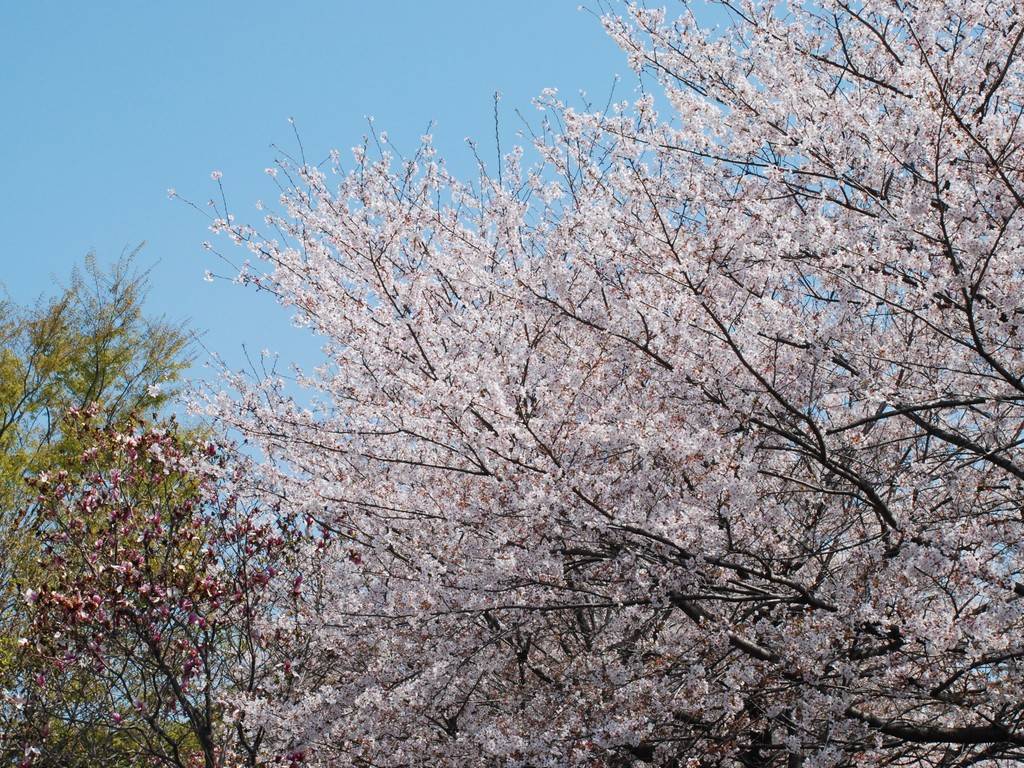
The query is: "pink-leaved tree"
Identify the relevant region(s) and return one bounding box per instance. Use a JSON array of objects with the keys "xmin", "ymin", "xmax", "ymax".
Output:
[
  {"xmin": 201, "ymin": 1, "xmax": 1024, "ymax": 765},
  {"xmin": 23, "ymin": 408, "xmax": 303, "ymax": 768}
]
